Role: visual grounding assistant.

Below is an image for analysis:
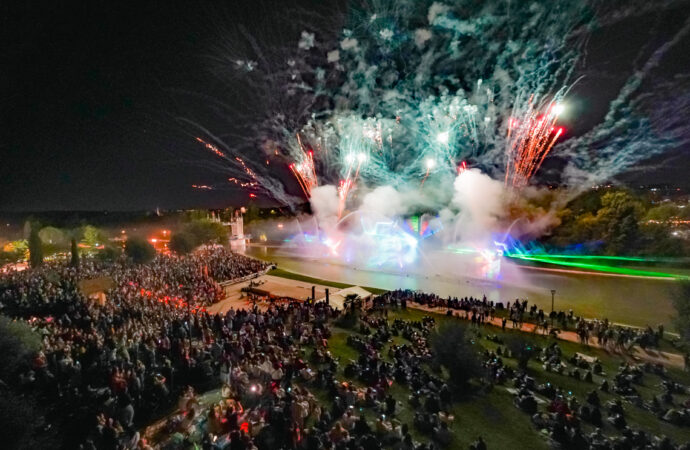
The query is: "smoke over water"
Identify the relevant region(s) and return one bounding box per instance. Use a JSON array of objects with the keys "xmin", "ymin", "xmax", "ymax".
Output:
[{"xmin": 193, "ymin": 1, "xmax": 690, "ymax": 279}]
